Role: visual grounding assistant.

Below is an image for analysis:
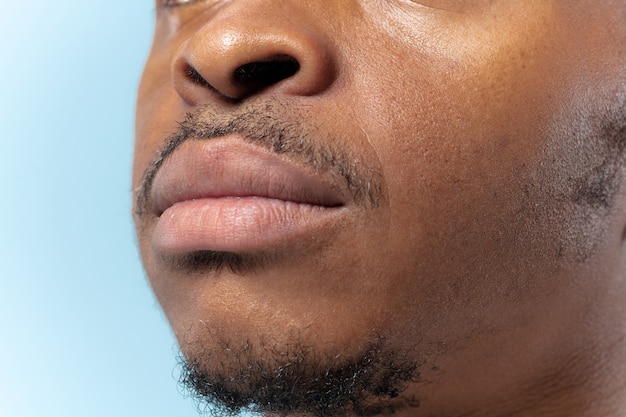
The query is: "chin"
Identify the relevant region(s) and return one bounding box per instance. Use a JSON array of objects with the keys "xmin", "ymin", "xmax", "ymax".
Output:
[{"xmin": 176, "ymin": 326, "xmax": 422, "ymax": 417}]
